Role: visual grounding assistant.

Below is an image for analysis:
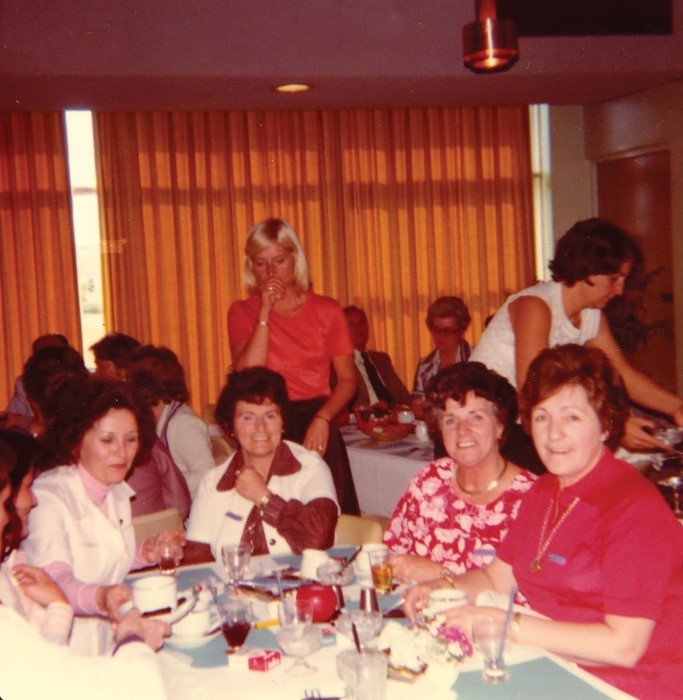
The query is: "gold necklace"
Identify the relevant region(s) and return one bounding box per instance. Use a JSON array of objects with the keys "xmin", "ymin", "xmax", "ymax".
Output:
[
  {"xmin": 530, "ymin": 494, "xmax": 579, "ymax": 573},
  {"xmin": 455, "ymin": 459, "xmax": 508, "ymax": 496}
]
